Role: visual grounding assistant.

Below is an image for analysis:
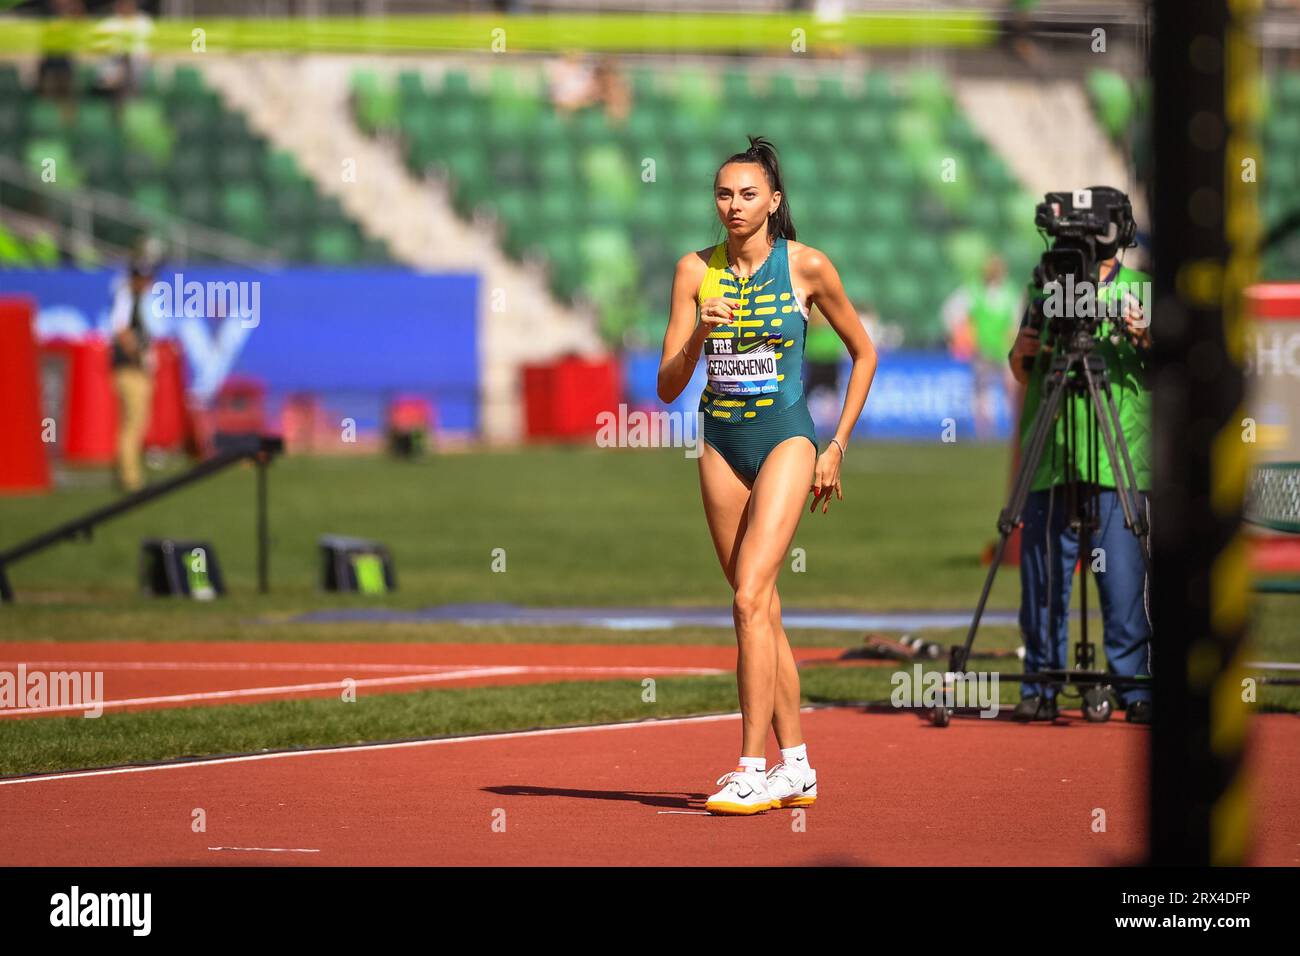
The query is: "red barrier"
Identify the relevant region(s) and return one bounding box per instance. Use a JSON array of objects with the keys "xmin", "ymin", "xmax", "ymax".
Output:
[
  {"xmin": 62, "ymin": 339, "xmax": 118, "ymax": 465},
  {"xmin": 144, "ymin": 339, "xmax": 187, "ymax": 451},
  {"xmin": 0, "ymin": 297, "xmax": 51, "ymax": 493},
  {"xmin": 522, "ymin": 355, "xmax": 621, "ymax": 441}
]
